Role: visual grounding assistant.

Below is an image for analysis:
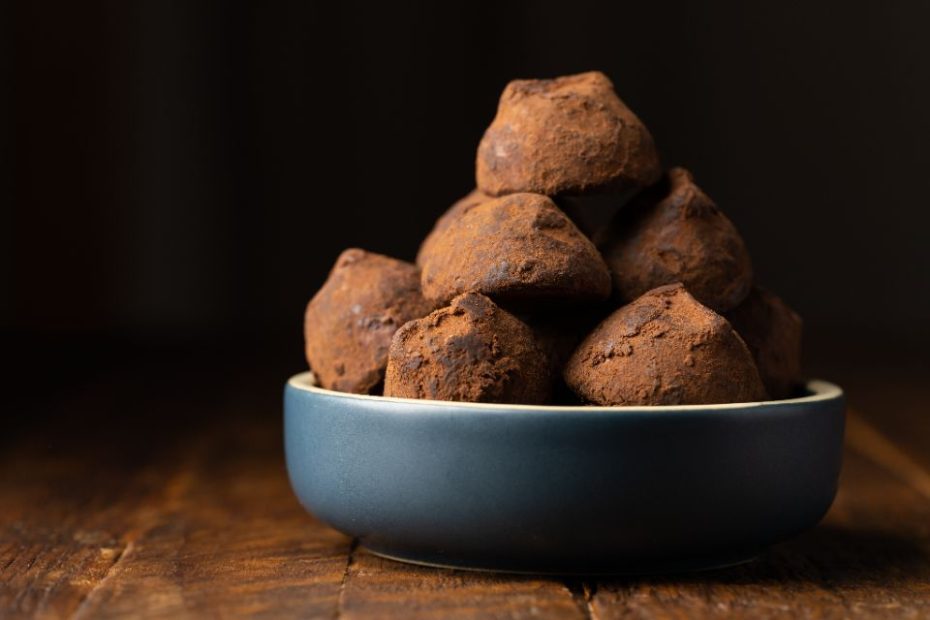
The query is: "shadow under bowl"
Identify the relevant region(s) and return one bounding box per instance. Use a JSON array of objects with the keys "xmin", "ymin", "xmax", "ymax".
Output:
[{"xmin": 284, "ymin": 373, "xmax": 845, "ymax": 574}]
